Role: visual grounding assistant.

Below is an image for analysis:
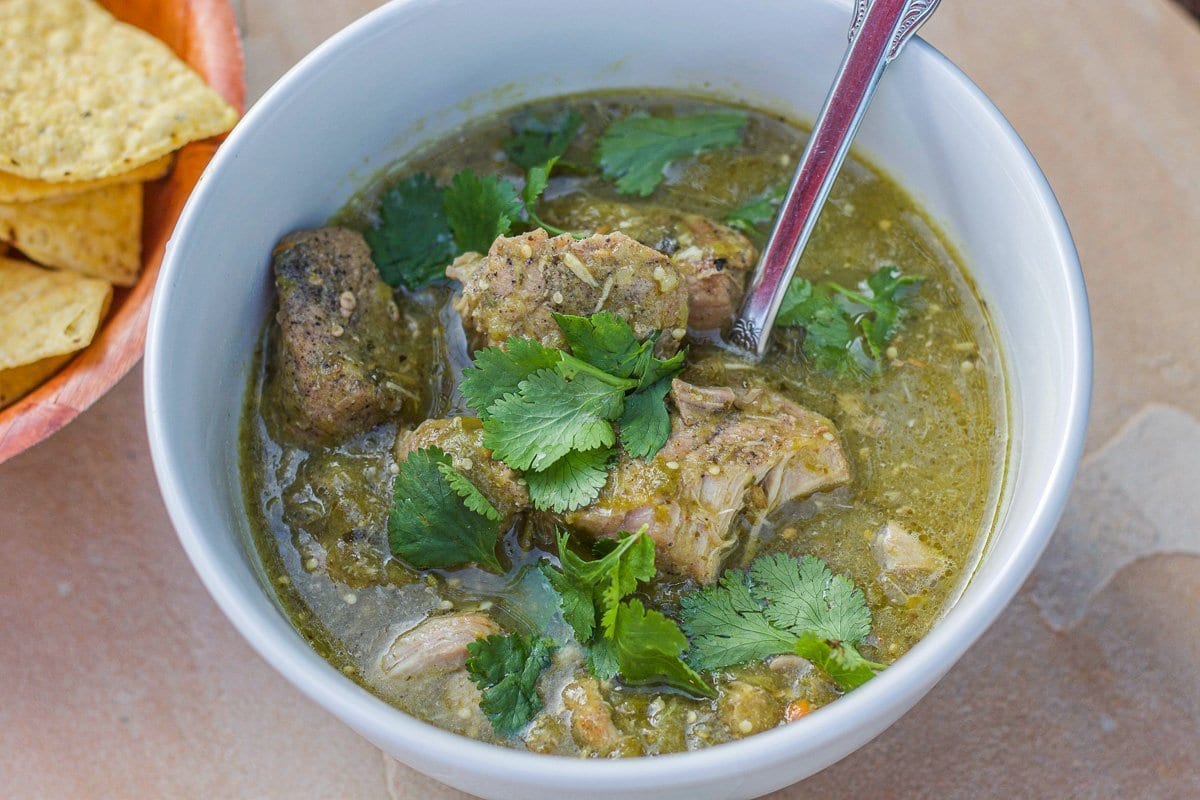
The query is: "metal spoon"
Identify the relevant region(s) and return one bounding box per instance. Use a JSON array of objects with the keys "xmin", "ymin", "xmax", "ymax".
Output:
[{"xmin": 729, "ymin": 0, "xmax": 941, "ymax": 359}]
